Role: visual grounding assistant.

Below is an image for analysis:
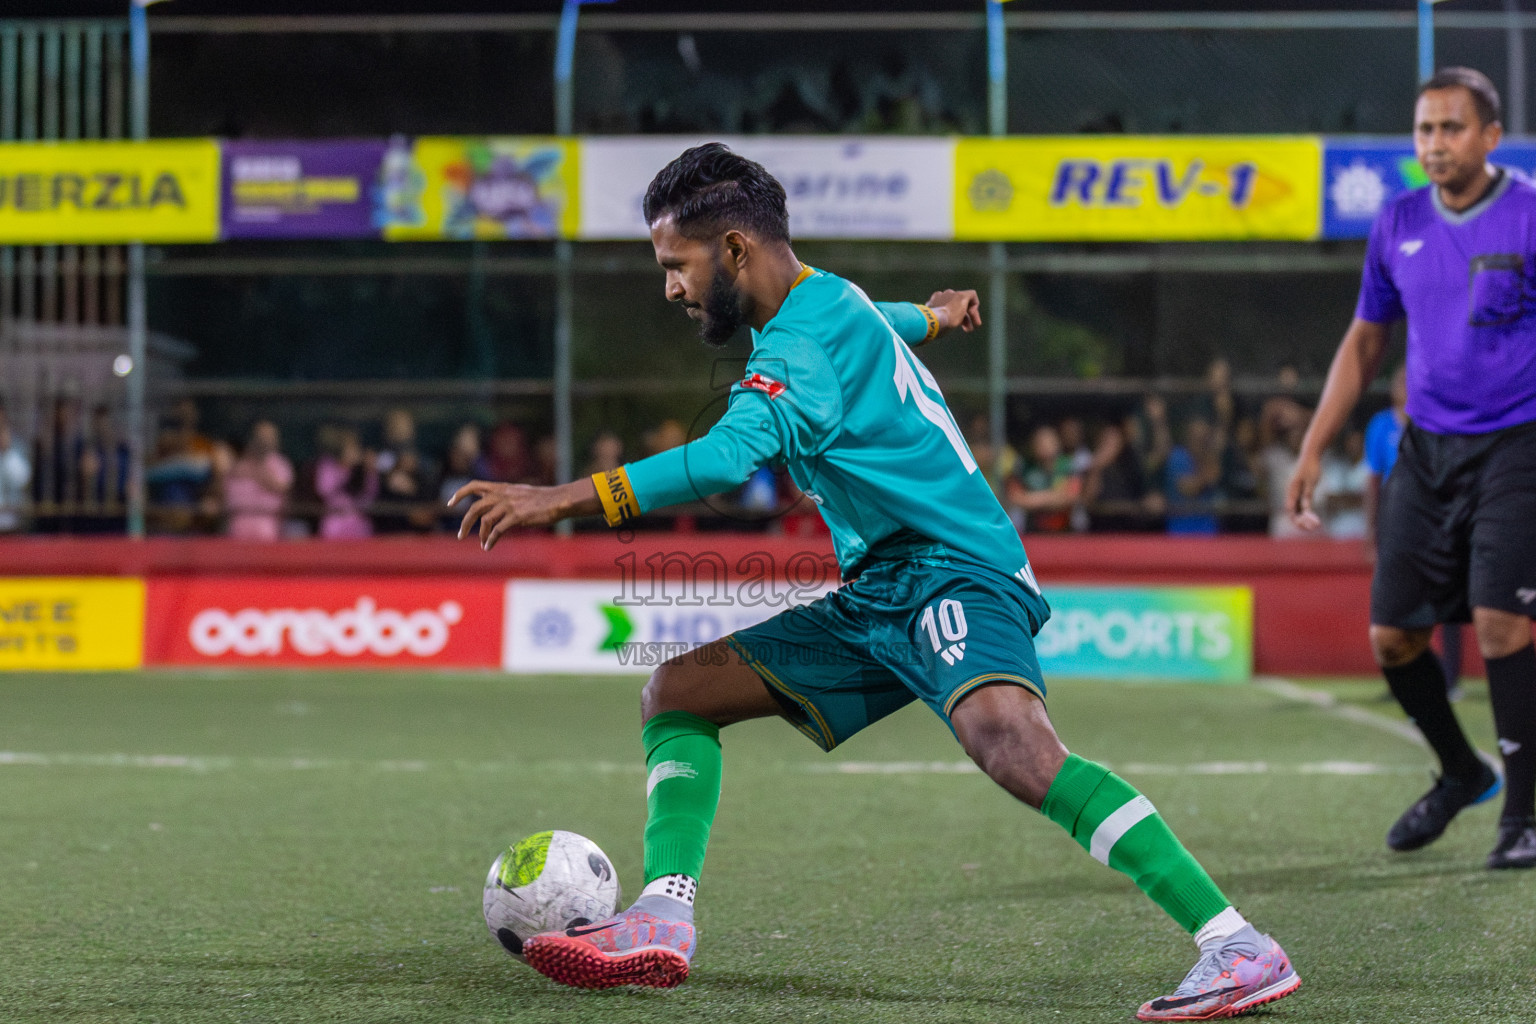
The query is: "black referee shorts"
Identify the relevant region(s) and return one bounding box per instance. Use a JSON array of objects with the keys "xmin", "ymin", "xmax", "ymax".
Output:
[{"xmin": 1372, "ymin": 419, "xmax": 1536, "ymax": 629}]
